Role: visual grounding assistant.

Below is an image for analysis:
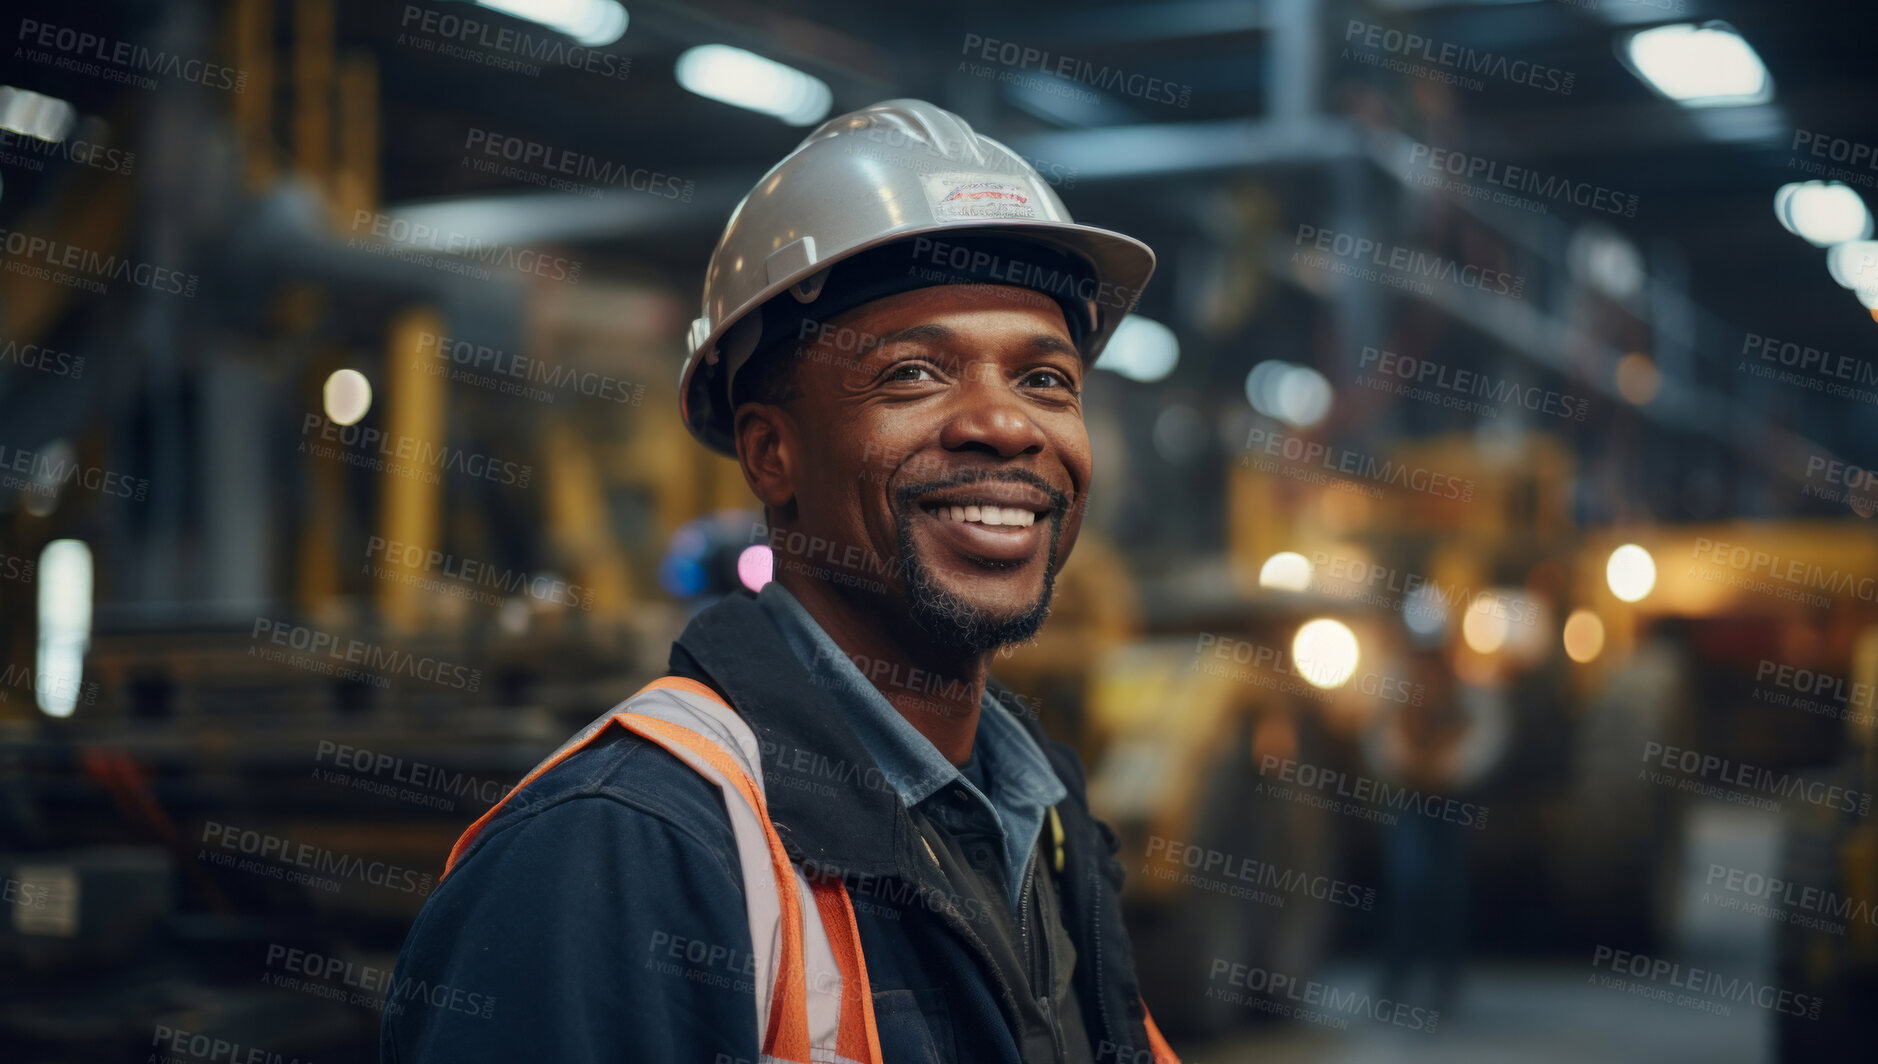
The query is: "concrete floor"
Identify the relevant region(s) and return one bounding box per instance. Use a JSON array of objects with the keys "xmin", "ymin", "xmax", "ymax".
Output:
[
  {"xmin": 1182, "ymin": 800, "xmax": 1785, "ymax": 1064},
  {"xmin": 1178, "ymin": 960, "xmax": 1771, "ymax": 1064}
]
